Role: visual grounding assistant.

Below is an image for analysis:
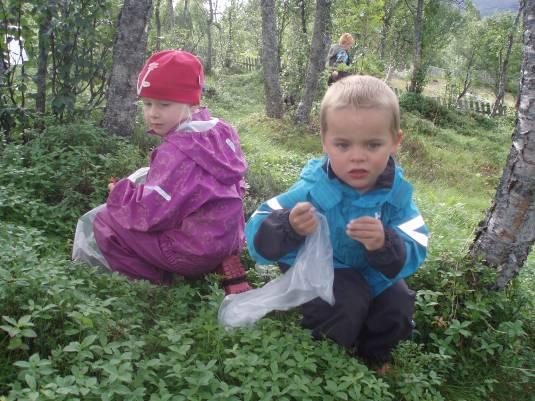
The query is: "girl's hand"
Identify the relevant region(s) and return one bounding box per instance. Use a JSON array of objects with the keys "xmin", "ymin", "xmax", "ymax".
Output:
[
  {"xmin": 346, "ymin": 216, "xmax": 385, "ymax": 251},
  {"xmin": 108, "ymin": 177, "xmax": 117, "ymax": 192},
  {"xmin": 289, "ymin": 202, "xmax": 317, "ymax": 236}
]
